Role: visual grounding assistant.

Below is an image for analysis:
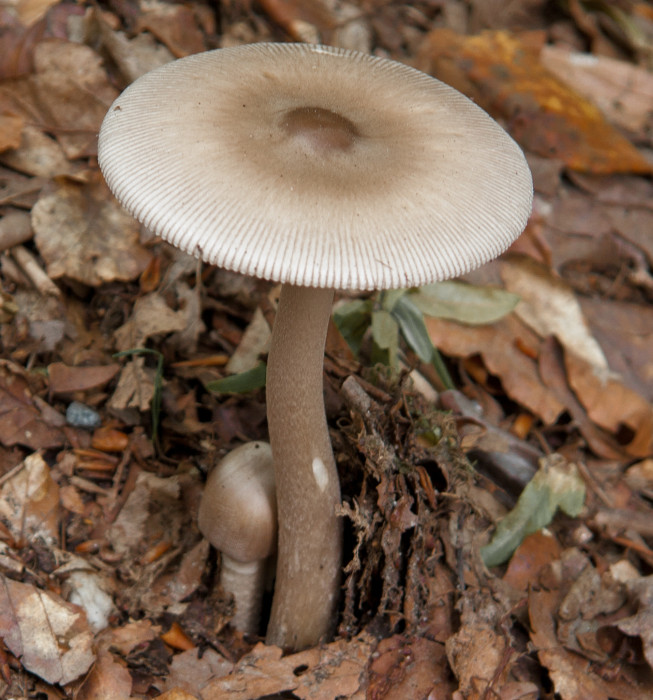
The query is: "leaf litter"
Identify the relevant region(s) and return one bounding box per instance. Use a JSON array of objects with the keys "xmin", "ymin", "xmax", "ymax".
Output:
[{"xmin": 0, "ymin": 0, "xmax": 652, "ymax": 698}]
